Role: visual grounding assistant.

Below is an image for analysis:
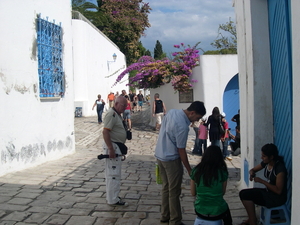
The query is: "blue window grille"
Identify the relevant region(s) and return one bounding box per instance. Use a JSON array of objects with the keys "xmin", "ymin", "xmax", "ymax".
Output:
[{"xmin": 37, "ymin": 14, "xmax": 64, "ymax": 97}]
